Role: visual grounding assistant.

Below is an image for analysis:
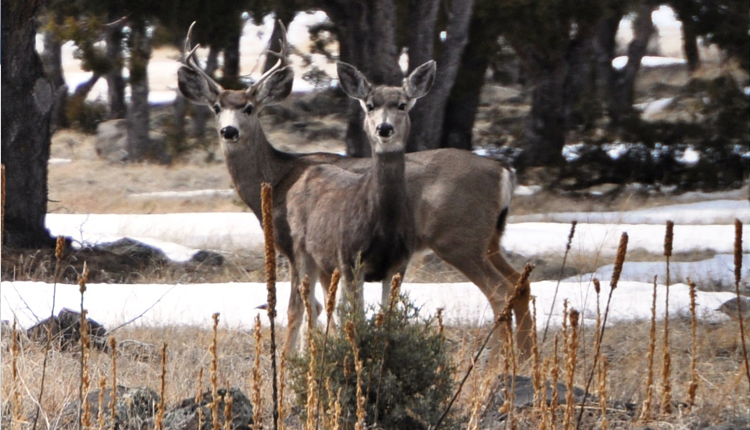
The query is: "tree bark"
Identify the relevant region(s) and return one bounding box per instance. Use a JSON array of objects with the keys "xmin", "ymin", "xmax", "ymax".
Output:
[
  {"xmin": 1, "ymin": 0, "xmax": 56, "ymax": 248},
  {"xmin": 105, "ymin": 22, "xmax": 127, "ymax": 119},
  {"xmin": 126, "ymin": 20, "xmax": 153, "ymax": 161},
  {"xmin": 608, "ymin": 2, "xmax": 655, "ymax": 127},
  {"xmin": 263, "ymin": 9, "xmax": 296, "ymax": 73},
  {"xmin": 321, "ymin": 0, "xmax": 402, "ymax": 157},
  {"xmin": 40, "ymin": 20, "xmax": 68, "ymax": 131},
  {"xmin": 681, "ymin": 19, "xmax": 700, "ymax": 72},
  {"xmin": 222, "ymin": 29, "xmax": 241, "ymax": 87},
  {"xmin": 407, "ymin": 0, "xmax": 475, "ymax": 152},
  {"xmin": 439, "ymin": 6, "xmax": 500, "ymax": 150},
  {"xmin": 191, "ymin": 45, "xmax": 219, "ymax": 139},
  {"xmin": 517, "ymin": 63, "xmax": 567, "ymax": 167}
]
